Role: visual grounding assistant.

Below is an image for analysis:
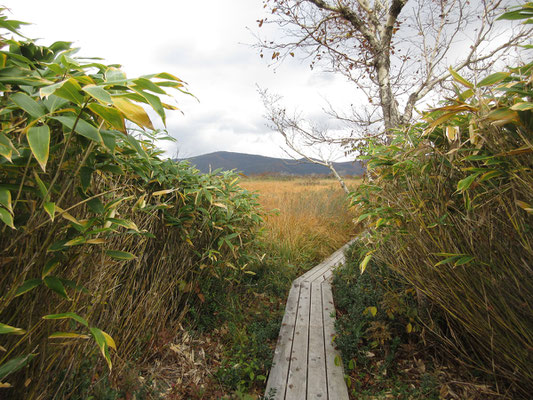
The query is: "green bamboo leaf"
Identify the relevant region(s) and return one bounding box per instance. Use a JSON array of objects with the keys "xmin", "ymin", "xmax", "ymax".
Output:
[
  {"xmin": 27, "ymin": 125, "xmax": 50, "ymax": 172},
  {"xmin": 0, "ymin": 207, "xmax": 15, "ymax": 229},
  {"xmin": 82, "ymin": 84, "xmax": 112, "ymax": 104},
  {"xmin": 0, "ymin": 188, "xmax": 12, "ymax": 213},
  {"xmin": 42, "ymin": 257, "xmax": 61, "ymax": 278},
  {"xmin": 0, "ymin": 354, "xmax": 35, "ymax": 381},
  {"xmin": 449, "ymin": 67, "xmax": 473, "ymax": 89},
  {"xmin": 43, "ymin": 276, "xmax": 70, "ymax": 299},
  {"xmin": 131, "ymin": 88, "xmax": 166, "ymax": 125},
  {"xmin": 0, "ymin": 323, "xmax": 25, "ymax": 335},
  {"xmin": 41, "ymin": 78, "xmax": 84, "ymax": 105},
  {"xmin": 79, "ymin": 167, "xmax": 93, "ymax": 192},
  {"xmin": 132, "ymin": 77, "xmax": 166, "ymax": 94},
  {"xmin": 44, "ymin": 201, "xmax": 55, "ymax": 221},
  {"xmin": 87, "ymin": 198, "xmax": 105, "ymax": 214},
  {"xmin": 52, "ymin": 116, "xmax": 103, "ymax": 143},
  {"xmin": 435, "ymin": 255, "xmax": 462, "ymax": 266},
  {"xmin": 33, "ymin": 171, "xmax": 49, "ymax": 199},
  {"xmin": 43, "ymin": 312, "xmax": 88, "ymax": 327},
  {"xmin": 89, "ymin": 327, "xmax": 112, "ymax": 370},
  {"xmin": 88, "ymin": 103, "xmax": 124, "ymax": 131},
  {"xmin": 510, "ymin": 102, "xmax": 533, "ymax": 111},
  {"xmin": 14, "ymin": 278, "xmax": 42, "ymax": 297},
  {"xmin": 0, "ymin": 132, "xmax": 19, "ymax": 162},
  {"xmin": 454, "ymin": 256, "xmax": 475, "ymax": 266},
  {"xmin": 11, "ymin": 92, "xmax": 46, "ymax": 118},
  {"xmin": 105, "ymin": 250, "xmax": 136, "ymax": 260},
  {"xmin": 457, "ymin": 173, "xmax": 480, "ymax": 193},
  {"xmin": 43, "ymin": 94, "xmax": 69, "ymax": 113},
  {"xmin": 65, "ymin": 236, "xmax": 86, "ymax": 246},
  {"xmin": 106, "ymin": 218, "xmax": 139, "ymax": 231},
  {"xmin": 477, "ymin": 72, "xmax": 510, "ymax": 87}
]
